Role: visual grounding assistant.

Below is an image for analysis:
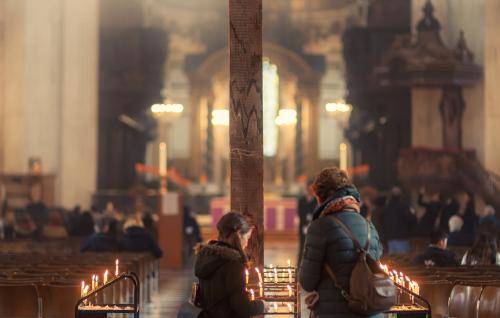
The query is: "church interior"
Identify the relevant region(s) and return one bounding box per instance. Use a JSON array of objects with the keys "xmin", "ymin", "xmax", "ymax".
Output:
[{"xmin": 1, "ymin": 0, "xmax": 500, "ymax": 317}]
